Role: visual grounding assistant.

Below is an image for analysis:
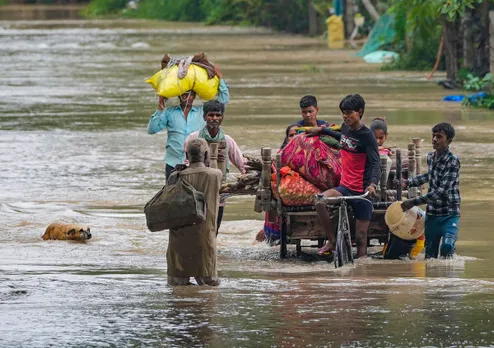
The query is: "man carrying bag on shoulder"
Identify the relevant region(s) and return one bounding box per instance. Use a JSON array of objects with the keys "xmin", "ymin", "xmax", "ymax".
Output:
[{"xmin": 146, "ymin": 138, "xmax": 222, "ymax": 286}]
